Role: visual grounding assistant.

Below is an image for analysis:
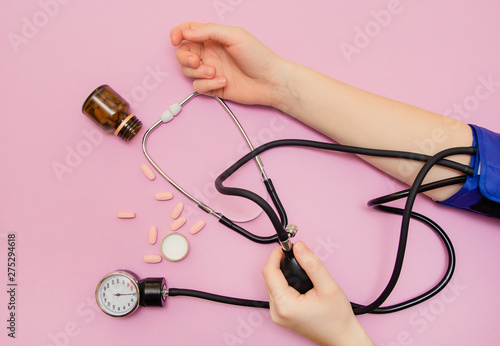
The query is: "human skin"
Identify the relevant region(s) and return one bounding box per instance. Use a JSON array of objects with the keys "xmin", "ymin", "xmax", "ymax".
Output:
[
  {"xmin": 170, "ymin": 21, "xmax": 473, "ymax": 345},
  {"xmin": 170, "ymin": 22, "xmax": 473, "ymax": 202},
  {"xmin": 262, "ymin": 241, "xmax": 375, "ymax": 346}
]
